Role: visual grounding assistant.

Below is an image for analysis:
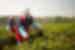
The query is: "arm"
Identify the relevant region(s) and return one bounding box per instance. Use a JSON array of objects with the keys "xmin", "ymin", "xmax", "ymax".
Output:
[
  {"xmin": 32, "ymin": 22, "xmax": 42, "ymax": 30},
  {"xmin": 18, "ymin": 26, "xmax": 28, "ymax": 38},
  {"xmin": 32, "ymin": 22, "xmax": 43, "ymax": 37}
]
